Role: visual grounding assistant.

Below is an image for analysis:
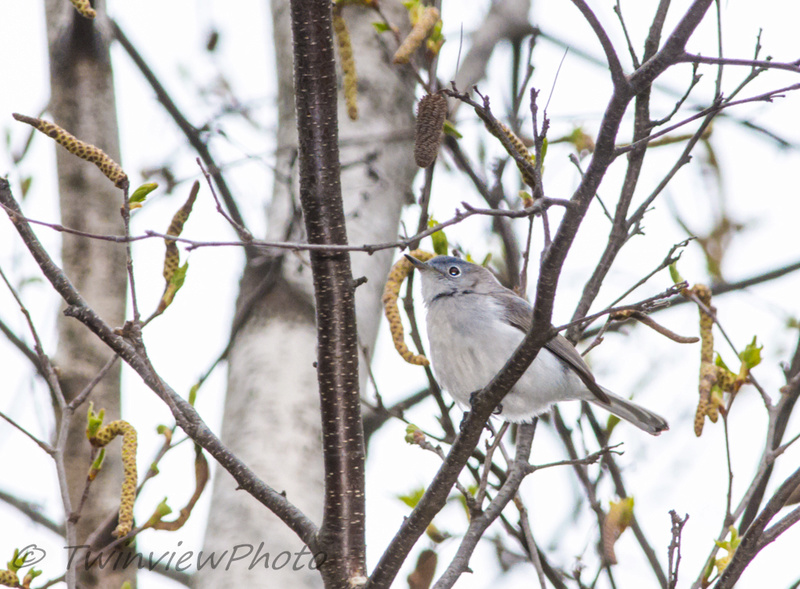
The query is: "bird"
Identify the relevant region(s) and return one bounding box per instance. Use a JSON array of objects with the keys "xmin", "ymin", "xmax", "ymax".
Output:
[{"xmin": 405, "ymin": 254, "xmax": 668, "ymax": 435}]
